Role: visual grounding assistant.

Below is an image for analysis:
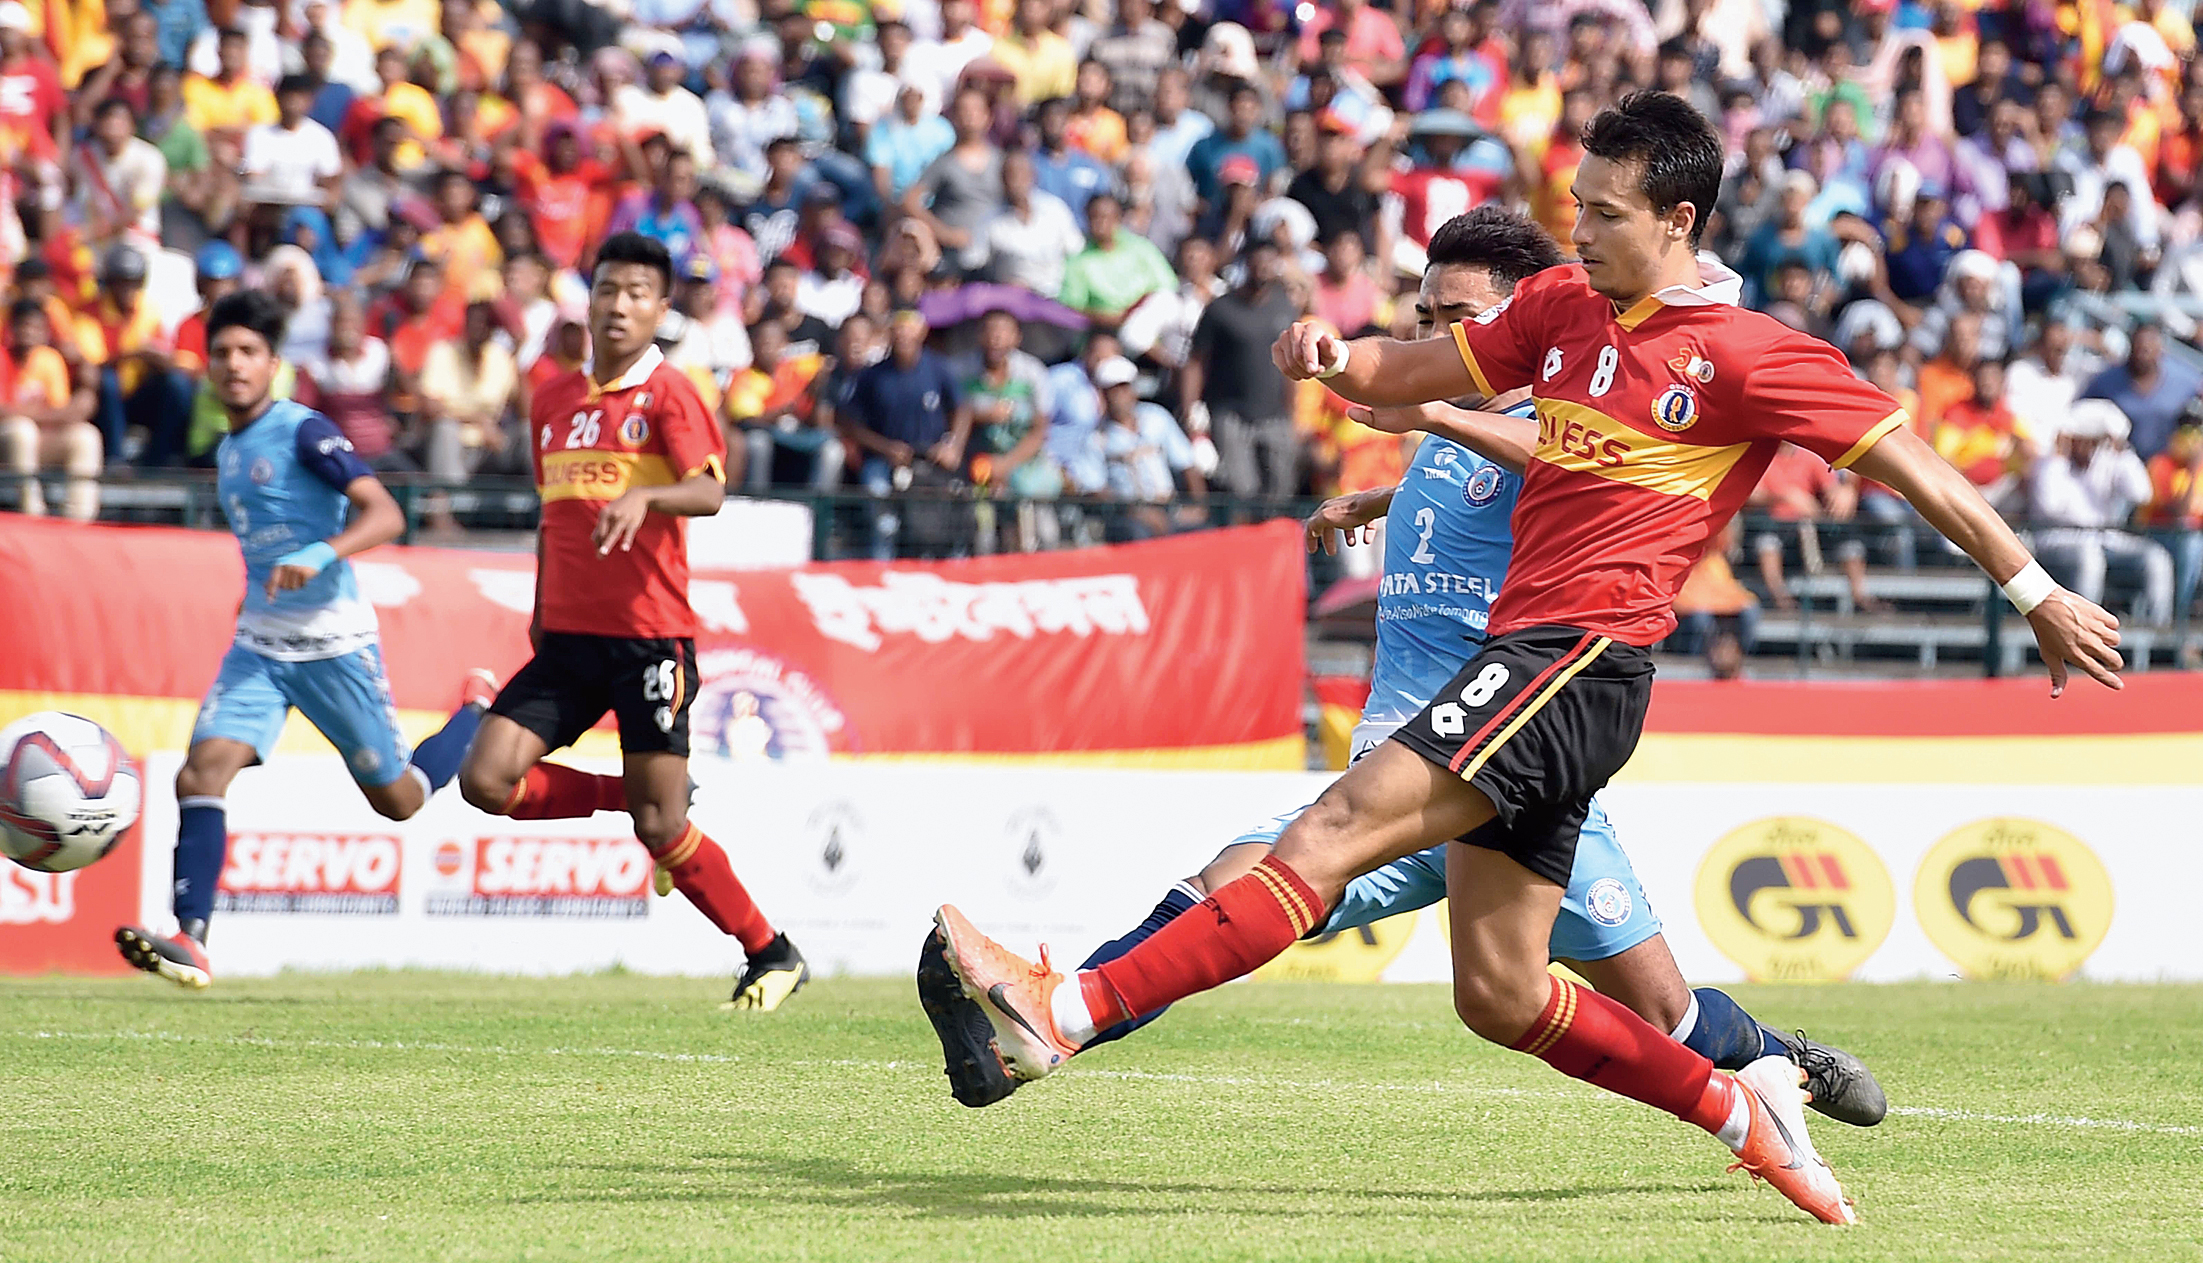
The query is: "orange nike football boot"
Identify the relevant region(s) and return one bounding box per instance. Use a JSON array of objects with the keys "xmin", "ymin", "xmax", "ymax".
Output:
[
  {"xmin": 932, "ymin": 905, "xmax": 1081, "ymax": 1080},
  {"xmin": 1726, "ymin": 1054, "xmax": 1858, "ymax": 1225}
]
